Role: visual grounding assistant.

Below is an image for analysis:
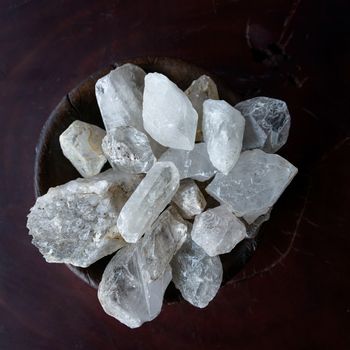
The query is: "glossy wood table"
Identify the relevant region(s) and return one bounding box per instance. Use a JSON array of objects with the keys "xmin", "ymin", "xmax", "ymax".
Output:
[{"xmin": 1, "ymin": 1, "xmax": 349, "ymax": 349}]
